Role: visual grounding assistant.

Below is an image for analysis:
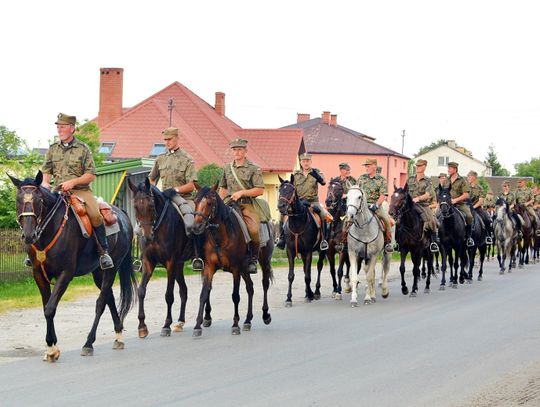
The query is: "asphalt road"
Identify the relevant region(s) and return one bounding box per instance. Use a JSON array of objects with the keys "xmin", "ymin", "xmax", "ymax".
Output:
[{"xmin": 2, "ymin": 259, "xmax": 540, "ymax": 407}]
